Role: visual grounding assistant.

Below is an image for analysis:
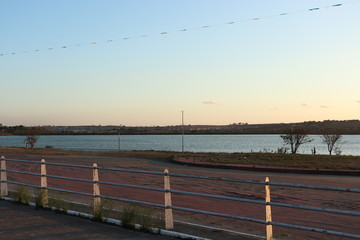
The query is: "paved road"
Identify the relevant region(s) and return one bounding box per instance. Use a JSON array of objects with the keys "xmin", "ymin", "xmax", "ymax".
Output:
[{"xmin": 0, "ymin": 200, "xmax": 176, "ymax": 240}]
